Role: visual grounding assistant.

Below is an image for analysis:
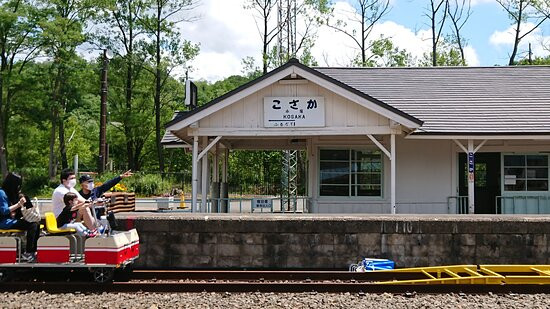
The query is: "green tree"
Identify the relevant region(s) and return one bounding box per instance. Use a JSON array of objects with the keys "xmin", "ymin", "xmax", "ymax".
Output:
[
  {"xmin": 447, "ymin": 0, "xmax": 472, "ymax": 65},
  {"xmin": 99, "ymin": 0, "xmax": 150, "ymax": 170},
  {"xmin": 0, "ymin": 0, "xmax": 43, "ymax": 178},
  {"xmin": 140, "ymin": 0, "xmax": 199, "ymax": 173},
  {"xmin": 246, "ymin": 0, "xmax": 329, "ymax": 73},
  {"xmin": 496, "ymin": 0, "xmax": 548, "ymax": 65},
  {"xmin": 325, "ymin": 0, "xmax": 390, "ymax": 67},
  {"xmin": 359, "ymin": 37, "xmax": 413, "ymax": 67},
  {"xmin": 421, "ymin": 36, "xmax": 465, "ymax": 66},
  {"xmin": 39, "ymin": 0, "xmax": 104, "ymax": 180},
  {"xmin": 517, "ymin": 54, "xmax": 550, "ymax": 64}
]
